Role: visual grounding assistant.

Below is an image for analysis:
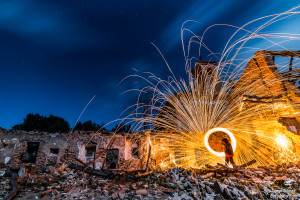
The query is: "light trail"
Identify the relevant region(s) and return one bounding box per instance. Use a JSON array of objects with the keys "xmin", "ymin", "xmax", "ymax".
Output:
[
  {"xmin": 117, "ymin": 7, "xmax": 300, "ymax": 170},
  {"xmin": 204, "ymin": 128, "xmax": 236, "ymax": 157}
]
